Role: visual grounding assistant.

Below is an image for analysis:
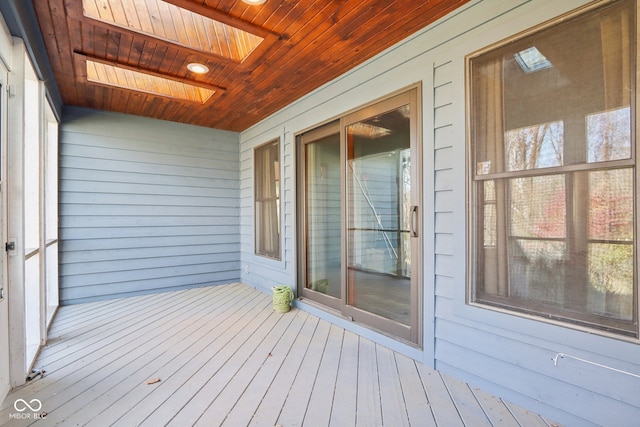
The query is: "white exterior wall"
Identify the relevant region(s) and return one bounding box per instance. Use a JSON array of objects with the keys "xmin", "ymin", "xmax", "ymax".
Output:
[{"xmin": 239, "ymin": 0, "xmax": 640, "ymax": 425}]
